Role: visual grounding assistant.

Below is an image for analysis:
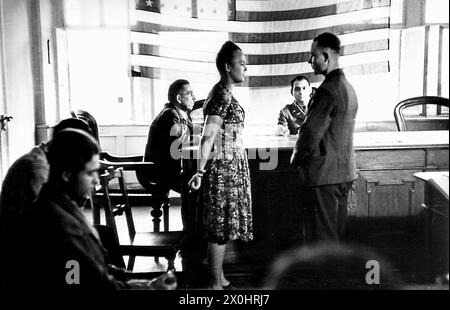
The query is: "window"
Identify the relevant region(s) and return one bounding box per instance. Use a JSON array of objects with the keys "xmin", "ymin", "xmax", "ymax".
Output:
[
  {"xmin": 63, "ymin": 0, "xmax": 132, "ymax": 124},
  {"xmin": 60, "ymin": 0, "xmax": 449, "ymax": 126},
  {"xmin": 425, "ymin": 0, "xmax": 450, "ymax": 24}
]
